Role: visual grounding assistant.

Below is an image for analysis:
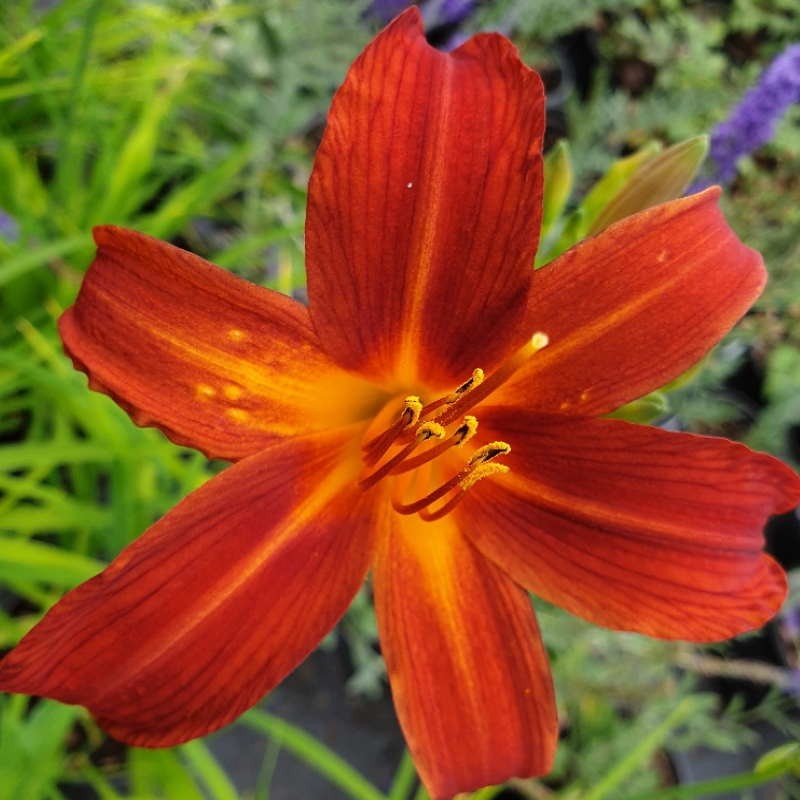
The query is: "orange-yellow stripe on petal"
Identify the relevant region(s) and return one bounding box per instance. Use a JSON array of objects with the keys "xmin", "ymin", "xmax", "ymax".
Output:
[
  {"xmin": 0, "ymin": 428, "xmax": 381, "ymax": 746},
  {"xmin": 306, "ymin": 8, "xmax": 545, "ymax": 389},
  {"xmin": 493, "ymin": 189, "xmax": 765, "ymax": 416},
  {"xmin": 372, "ymin": 512, "xmax": 557, "ymax": 799},
  {"xmin": 60, "ymin": 226, "xmax": 384, "ymax": 461}
]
